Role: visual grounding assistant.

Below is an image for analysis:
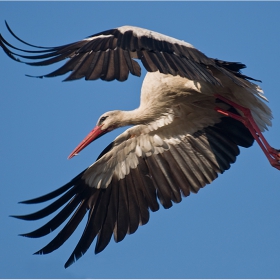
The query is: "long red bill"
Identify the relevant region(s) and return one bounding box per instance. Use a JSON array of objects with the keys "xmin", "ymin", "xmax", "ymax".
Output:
[{"xmin": 68, "ymin": 125, "xmax": 105, "ymax": 159}]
